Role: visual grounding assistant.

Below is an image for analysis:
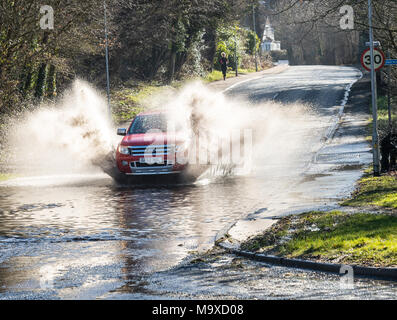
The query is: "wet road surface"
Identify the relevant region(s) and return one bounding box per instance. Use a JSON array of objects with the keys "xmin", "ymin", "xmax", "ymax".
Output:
[
  {"xmin": 1, "ymin": 66, "xmax": 395, "ymax": 299},
  {"xmin": 106, "ymin": 252, "xmax": 397, "ymax": 300}
]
